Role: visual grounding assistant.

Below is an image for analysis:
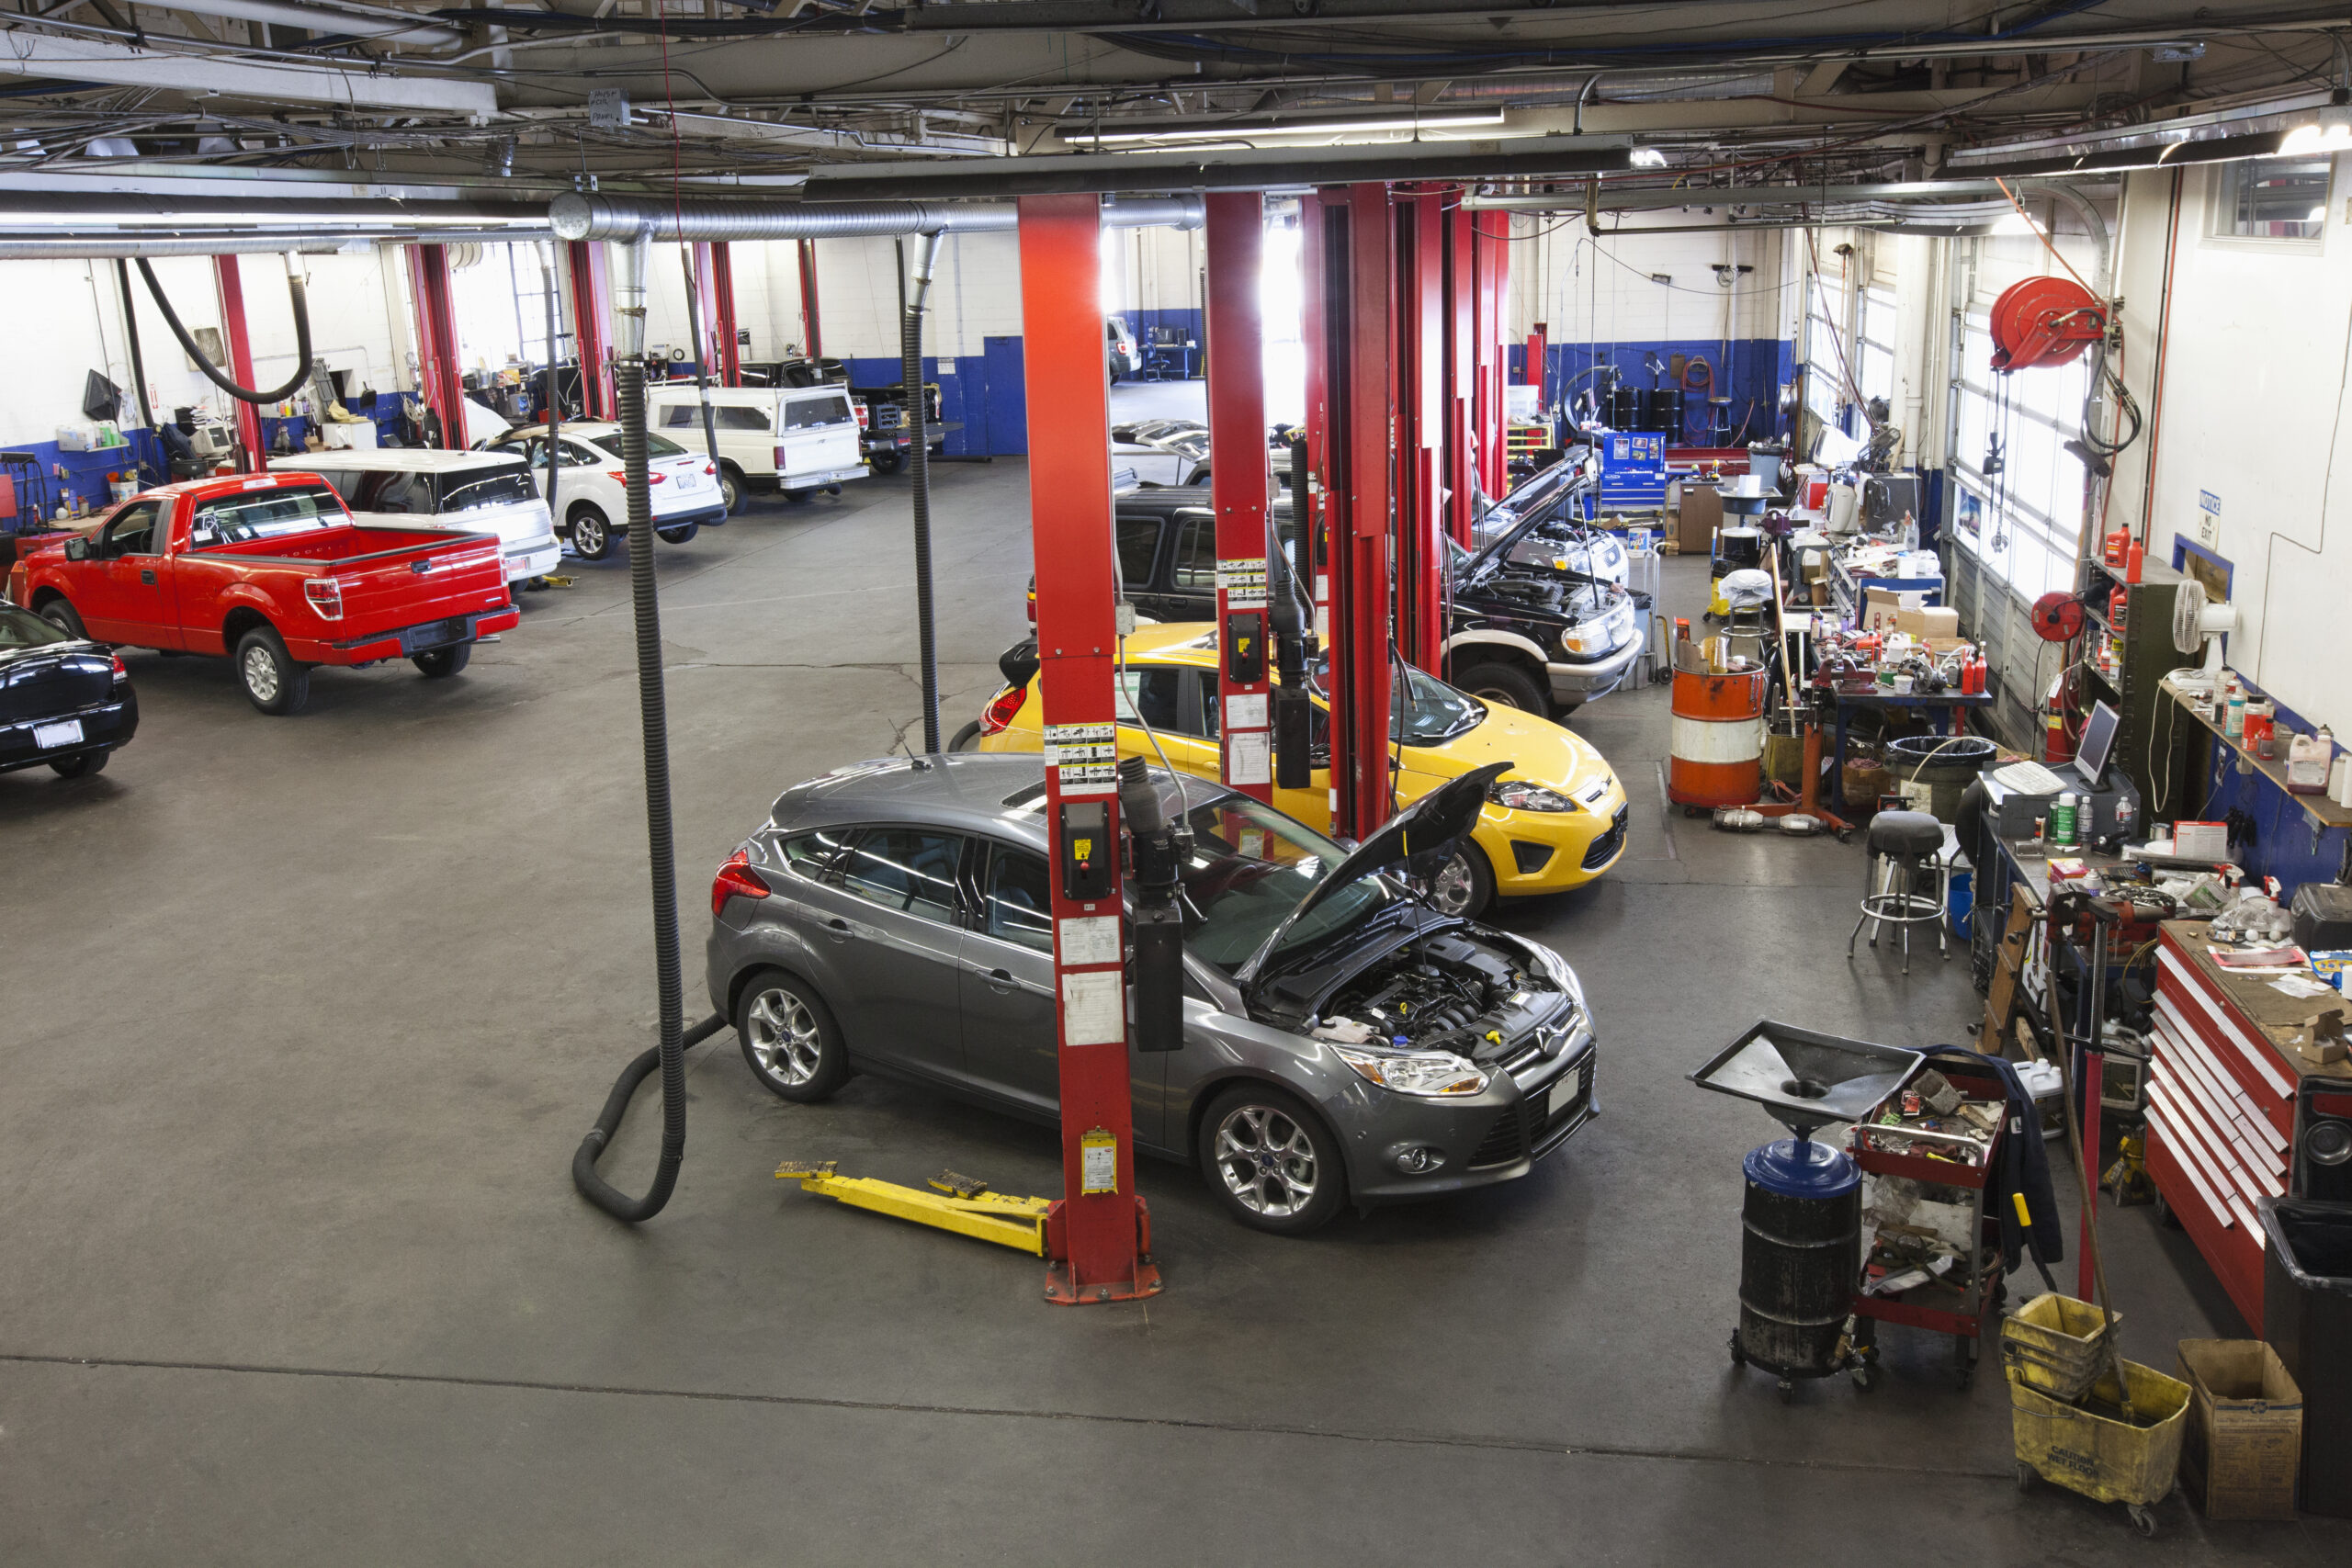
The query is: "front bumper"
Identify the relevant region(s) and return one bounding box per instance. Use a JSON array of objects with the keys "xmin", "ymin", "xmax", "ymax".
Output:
[
  {"xmin": 1342, "ymin": 1025, "xmax": 1599, "ymax": 1204},
  {"xmin": 1474, "ymin": 788, "xmax": 1630, "ymax": 895},
  {"xmin": 0, "ymin": 691, "xmax": 137, "ymax": 773},
  {"xmin": 1546, "ymin": 634, "xmax": 1642, "ymax": 703}
]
